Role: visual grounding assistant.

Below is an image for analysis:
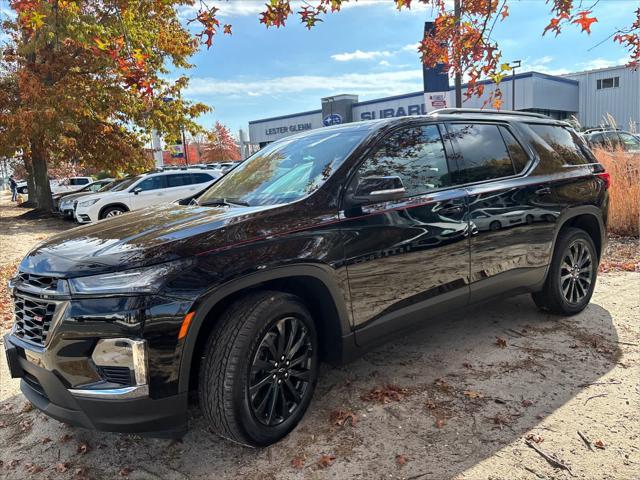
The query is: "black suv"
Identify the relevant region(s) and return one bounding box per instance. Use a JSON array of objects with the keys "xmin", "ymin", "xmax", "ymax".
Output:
[{"xmin": 4, "ymin": 109, "xmax": 609, "ymax": 446}]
